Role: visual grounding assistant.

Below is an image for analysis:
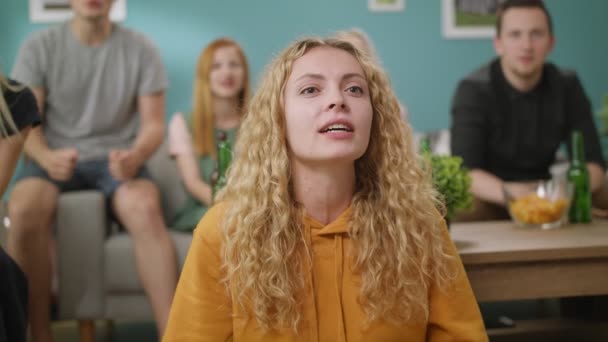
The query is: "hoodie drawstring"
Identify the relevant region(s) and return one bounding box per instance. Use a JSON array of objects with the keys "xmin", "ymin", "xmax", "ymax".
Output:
[
  {"xmin": 303, "ymin": 222, "xmax": 319, "ymax": 341},
  {"xmin": 334, "ymin": 235, "xmax": 346, "ymax": 342}
]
